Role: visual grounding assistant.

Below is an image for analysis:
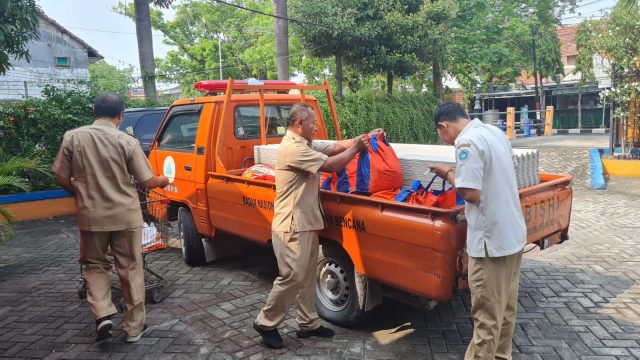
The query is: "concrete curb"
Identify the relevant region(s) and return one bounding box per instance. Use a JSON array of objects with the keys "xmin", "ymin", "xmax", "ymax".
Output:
[
  {"xmin": 554, "ymin": 128, "xmax": 609, "ymax": 135},
  {"xmin": 0, "ymin": 189, "xmax": 75, "ymax": 221}
]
